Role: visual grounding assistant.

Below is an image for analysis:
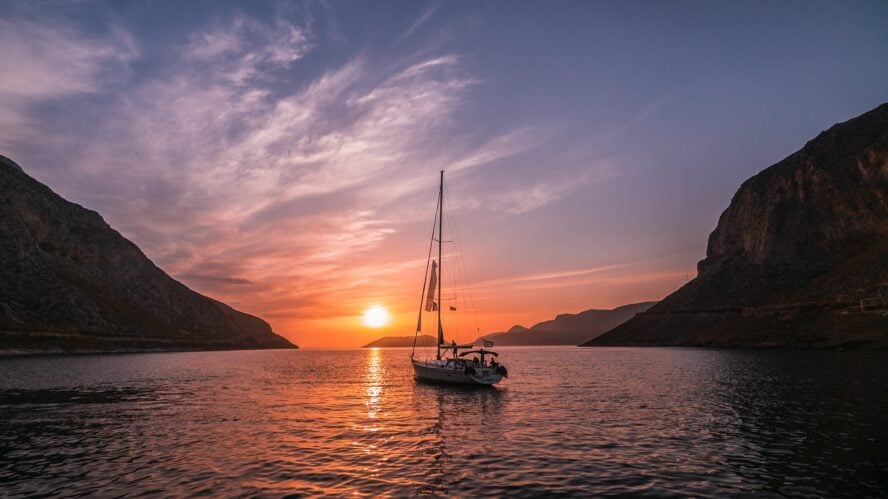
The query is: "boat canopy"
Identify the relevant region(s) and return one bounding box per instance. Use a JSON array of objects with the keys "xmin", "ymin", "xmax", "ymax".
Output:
[
  {"xmin": 458, "ymin": 349, "xmax": 499, "ymax": 357},
  {"xmin": 442, "ymin": 343, "xmax": 474, "ymax": 349}
]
